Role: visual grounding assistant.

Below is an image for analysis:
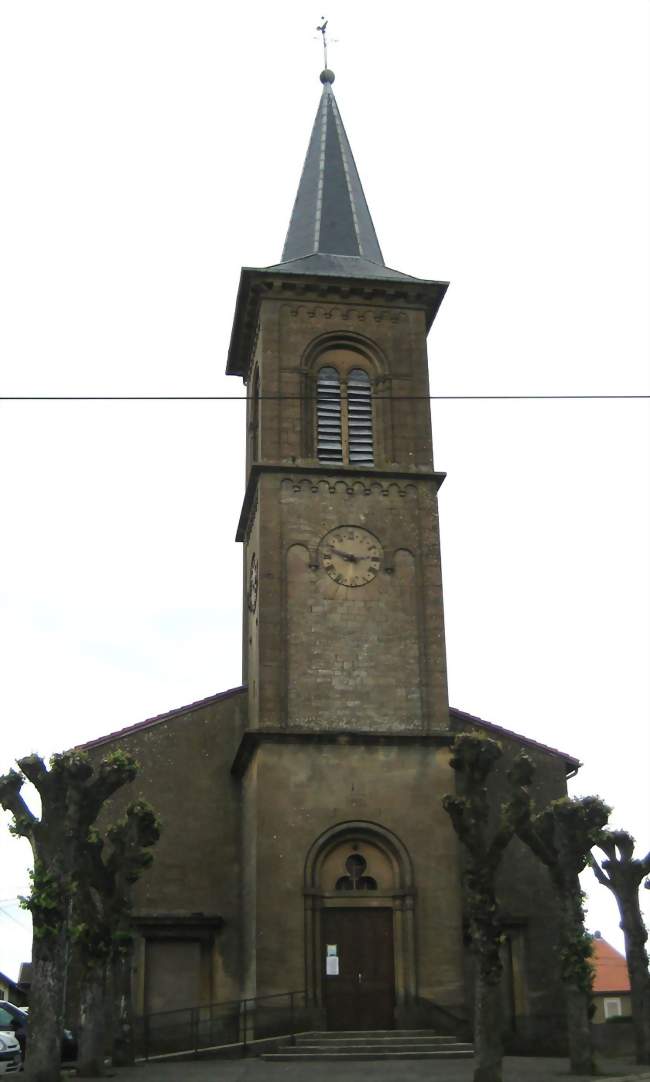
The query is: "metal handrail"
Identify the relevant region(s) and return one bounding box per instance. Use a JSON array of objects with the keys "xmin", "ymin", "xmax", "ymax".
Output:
[
  {"xmin": 136, "ymin": 987, "xmax": 306, "ymax": 1025},
  {"xmin": 136, "ymin": 989, "xmax": 308, "ymax": 1061}
]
